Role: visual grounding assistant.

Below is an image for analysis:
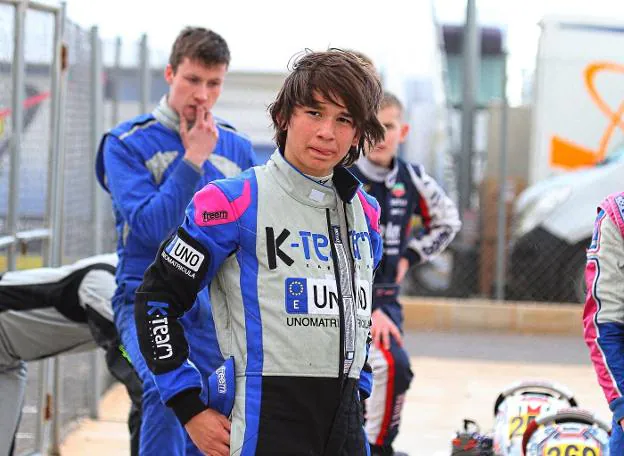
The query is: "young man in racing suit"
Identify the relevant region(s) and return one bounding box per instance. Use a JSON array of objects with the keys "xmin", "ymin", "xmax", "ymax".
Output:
[
  {"xmin": 583, "ymin": 191, "xmax": 624, "ymax": 455},
  {"xmin": 350, "ymin": 92, "xmax": 461, "ymax": 456},
  {"xmin": 134, "ymin": 49, "xmax": 386, "ymax": 455},
  {"xmin": 0, "ymin": 254, "xmax": 141, "ymax": 456},
  {"xmin": 96, "ymin": 27, "xmax": 257, "ymax": 455}
]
